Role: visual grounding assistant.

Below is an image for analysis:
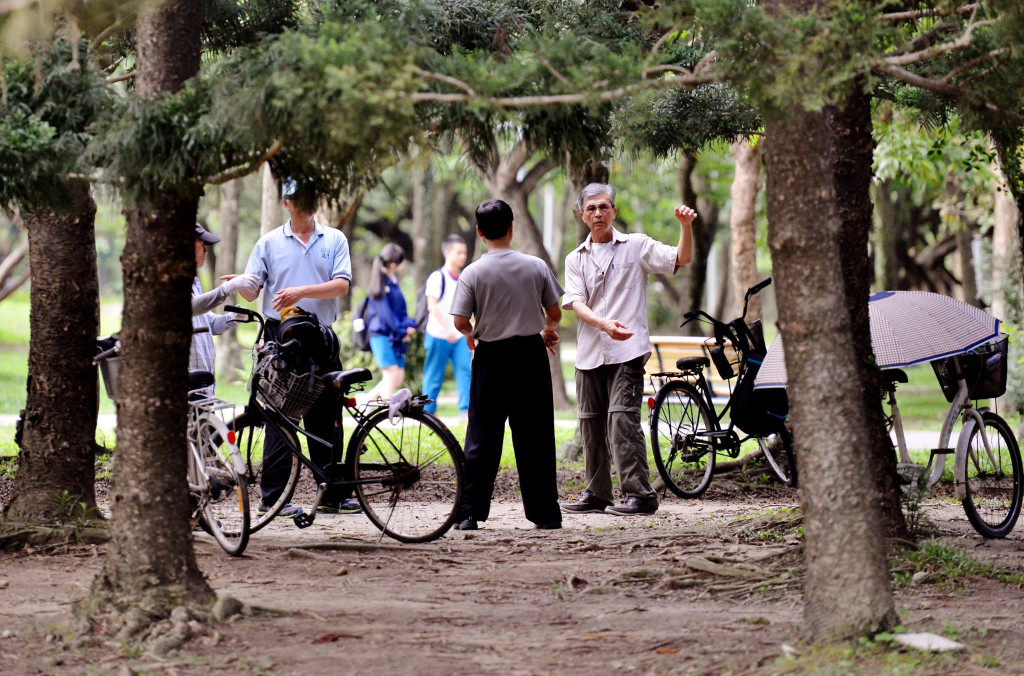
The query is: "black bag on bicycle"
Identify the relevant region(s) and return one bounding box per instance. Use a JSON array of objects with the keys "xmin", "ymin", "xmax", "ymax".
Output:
[
  {"xmin": 727, "ymin": 320, "xmax": 789, "ymax": 437},
  {"xmin": 277, "ymin": 308, "xmax": 342, "ymax": 373}
]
